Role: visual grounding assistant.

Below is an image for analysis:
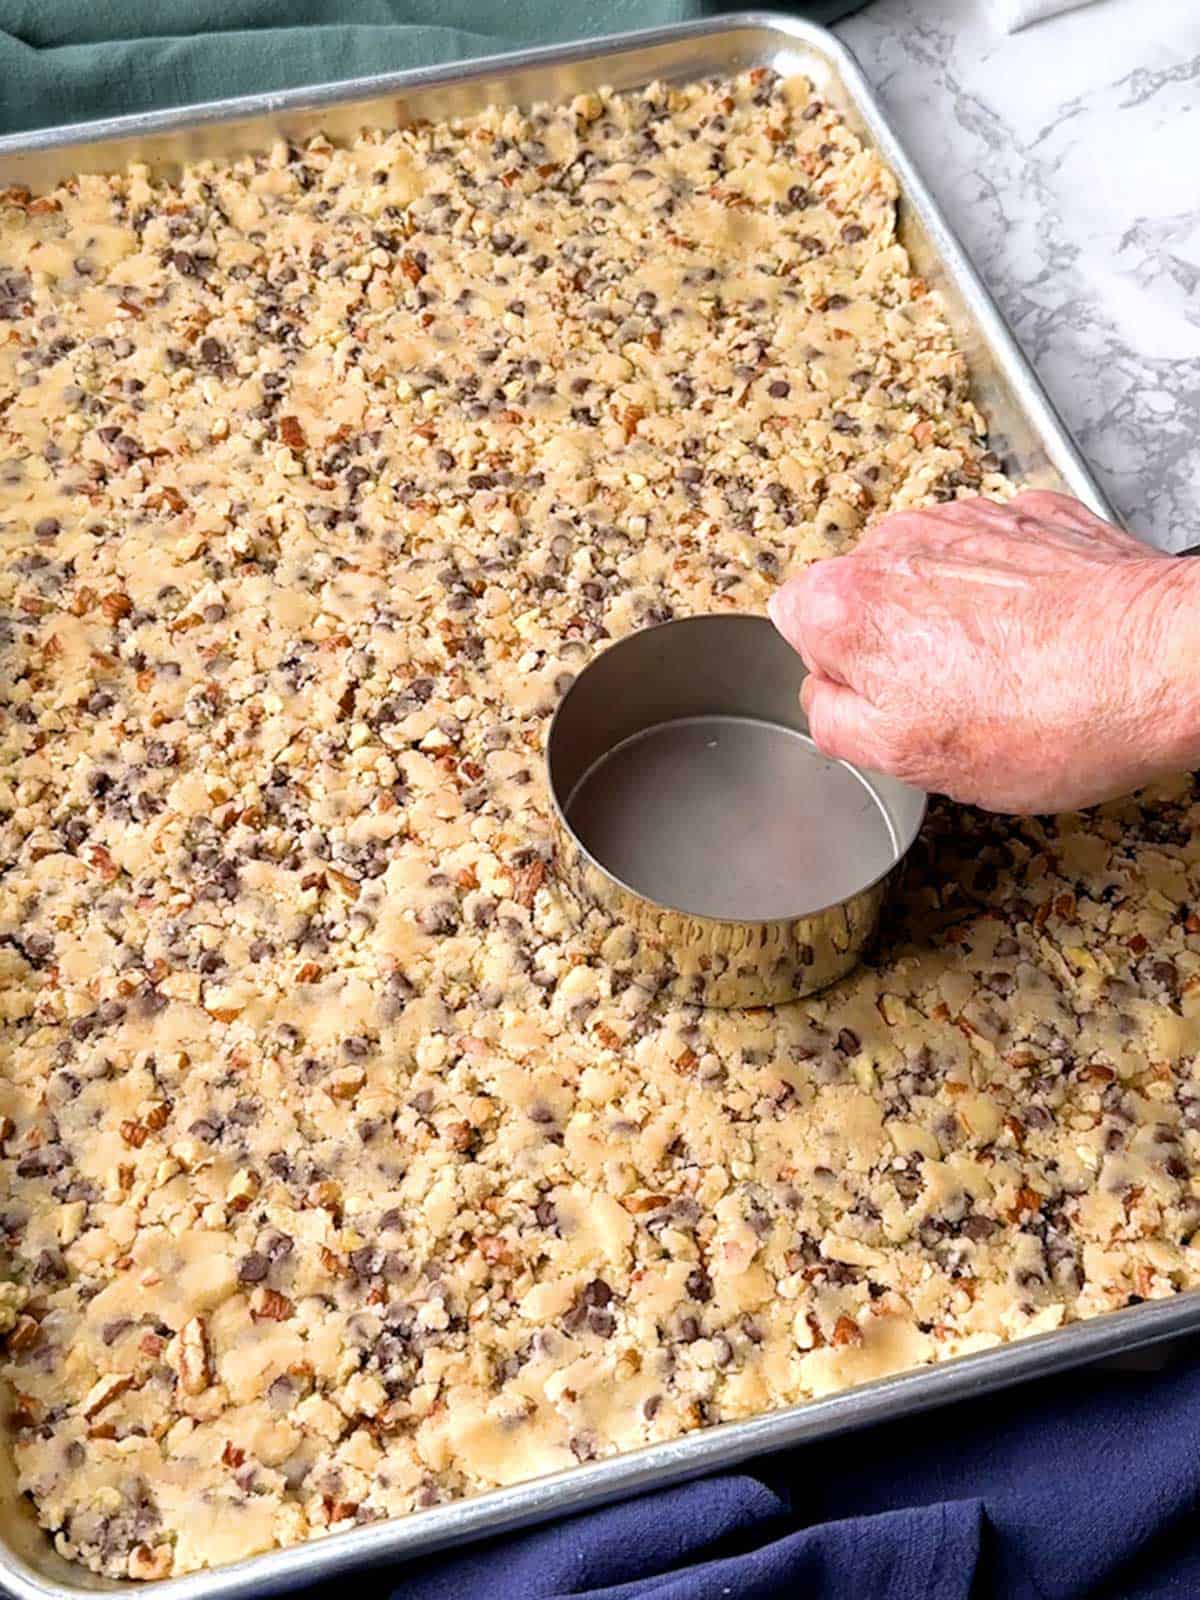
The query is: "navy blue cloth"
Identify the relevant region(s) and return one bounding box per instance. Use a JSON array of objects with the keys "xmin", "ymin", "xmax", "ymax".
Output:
[{"xmin": 344, "ymin": 1342, "xmax": 1200, "ymax": 1600}]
